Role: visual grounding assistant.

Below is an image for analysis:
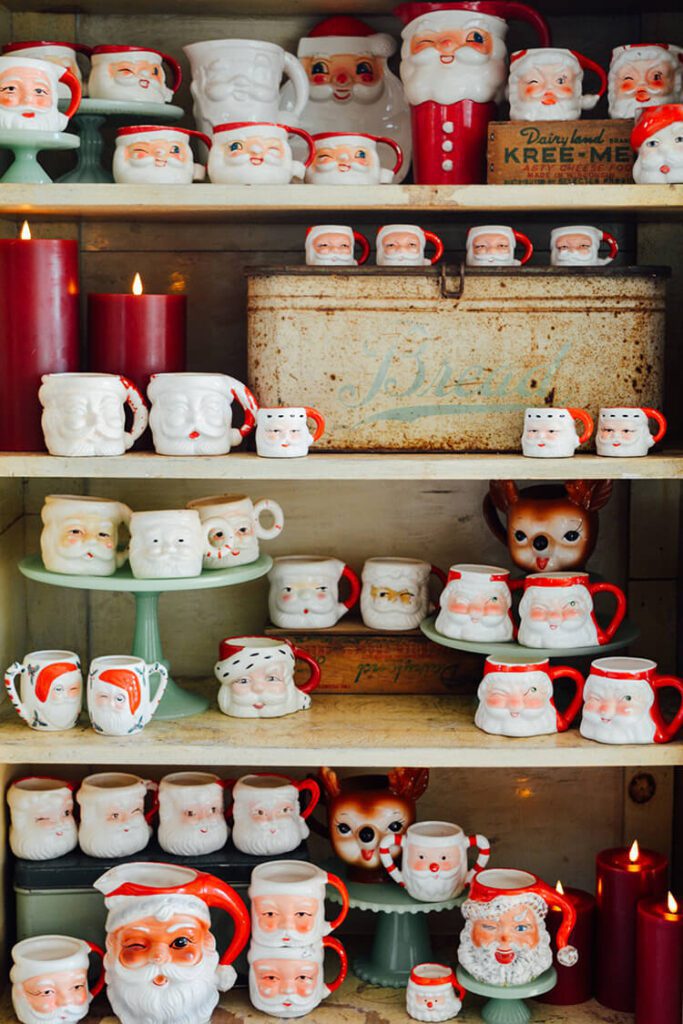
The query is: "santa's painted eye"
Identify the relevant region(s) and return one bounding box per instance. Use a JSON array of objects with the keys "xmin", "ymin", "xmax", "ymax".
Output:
[
  {"xmin": 653, "ymin": 71, "xmax": 663, "ymax": 81},
  {"xmin": 170, "ymin": 936, "xmax": 191, "ymax": 949},
  {"xmin": 230, "ymin": 142, "xmax": 242, "ymax": 152},
  {"xmin": 646, "ymin": 139, "xmax": 660, "ymax": 147},
  {"xmin": 514, "ymin": 530, "xmax": 527, "ymax": 542},
  {"xmin": 311, "ymin": 61, "xmax": 328, "ymax": 75},
  {"xmin": 623, "ymin": 694, "xmax": 632, "ymax": 701},
  {"xmin": 564, "ymin": 530, "xmax": 580, "ymax": 542},
  {"xmin": 675, "ymin": 136, "xmax": 683, "ymax": 144},
  {"xmin": 337, "ymin": 822, "xmax": 352, "ymax": 834},
  {"xmin": 356, "ymin": 60, "xmax": 373, "ymax": 76},
  {"xmin": 355, "ymin": 149, "xmax": 367, "ymax": 159},
  {"xmin": 388, "ymin": 820, "xmax": 404, "ymax": 832},
  {"xmin": 466, "ymin": 30, "xmax": 485, "ymax": 44}
]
